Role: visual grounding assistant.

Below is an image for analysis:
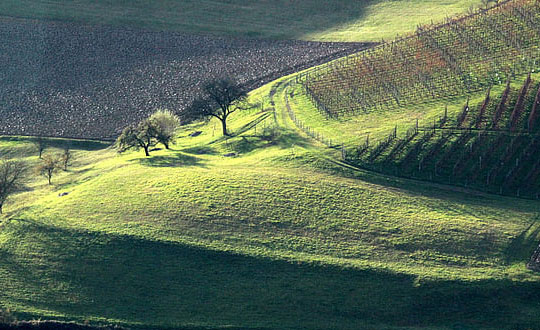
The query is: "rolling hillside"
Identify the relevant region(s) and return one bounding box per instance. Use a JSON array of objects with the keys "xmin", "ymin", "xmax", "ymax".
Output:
[
  {"xmin": 298, "ymin": 0, "xmax": 540, "ymax": 116},
  {"xmin": 347, "ymin": 74, "xmax": 540, "ymax": 198},
  {"xmin": 0, "ymin": 0, "xmax": 482, "ymax": 41},
  {"xmin": 1, "ymin": 0, "xmax": 540, "ymax": 329},
  {"xmin": 285, "ymin": 0, "xmax": 540, "ymax": 199},
  {"xmin": 0, "ymin": 80, "xmax": 540, "ymax": 329}
]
